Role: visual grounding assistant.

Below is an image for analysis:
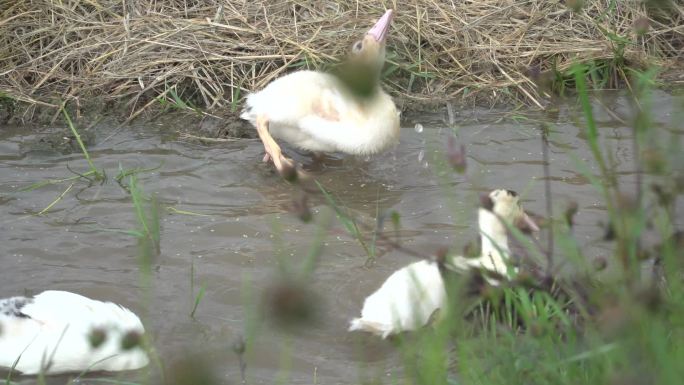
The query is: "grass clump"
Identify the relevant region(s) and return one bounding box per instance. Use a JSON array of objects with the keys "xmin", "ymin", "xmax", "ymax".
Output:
[
  {"xmin": 0, "ymin": 0, "xmax": 681, "ymax": 121},
  {"xmin": 385, "ymin": 64, "xmax": 684, "ymax": 384}
]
